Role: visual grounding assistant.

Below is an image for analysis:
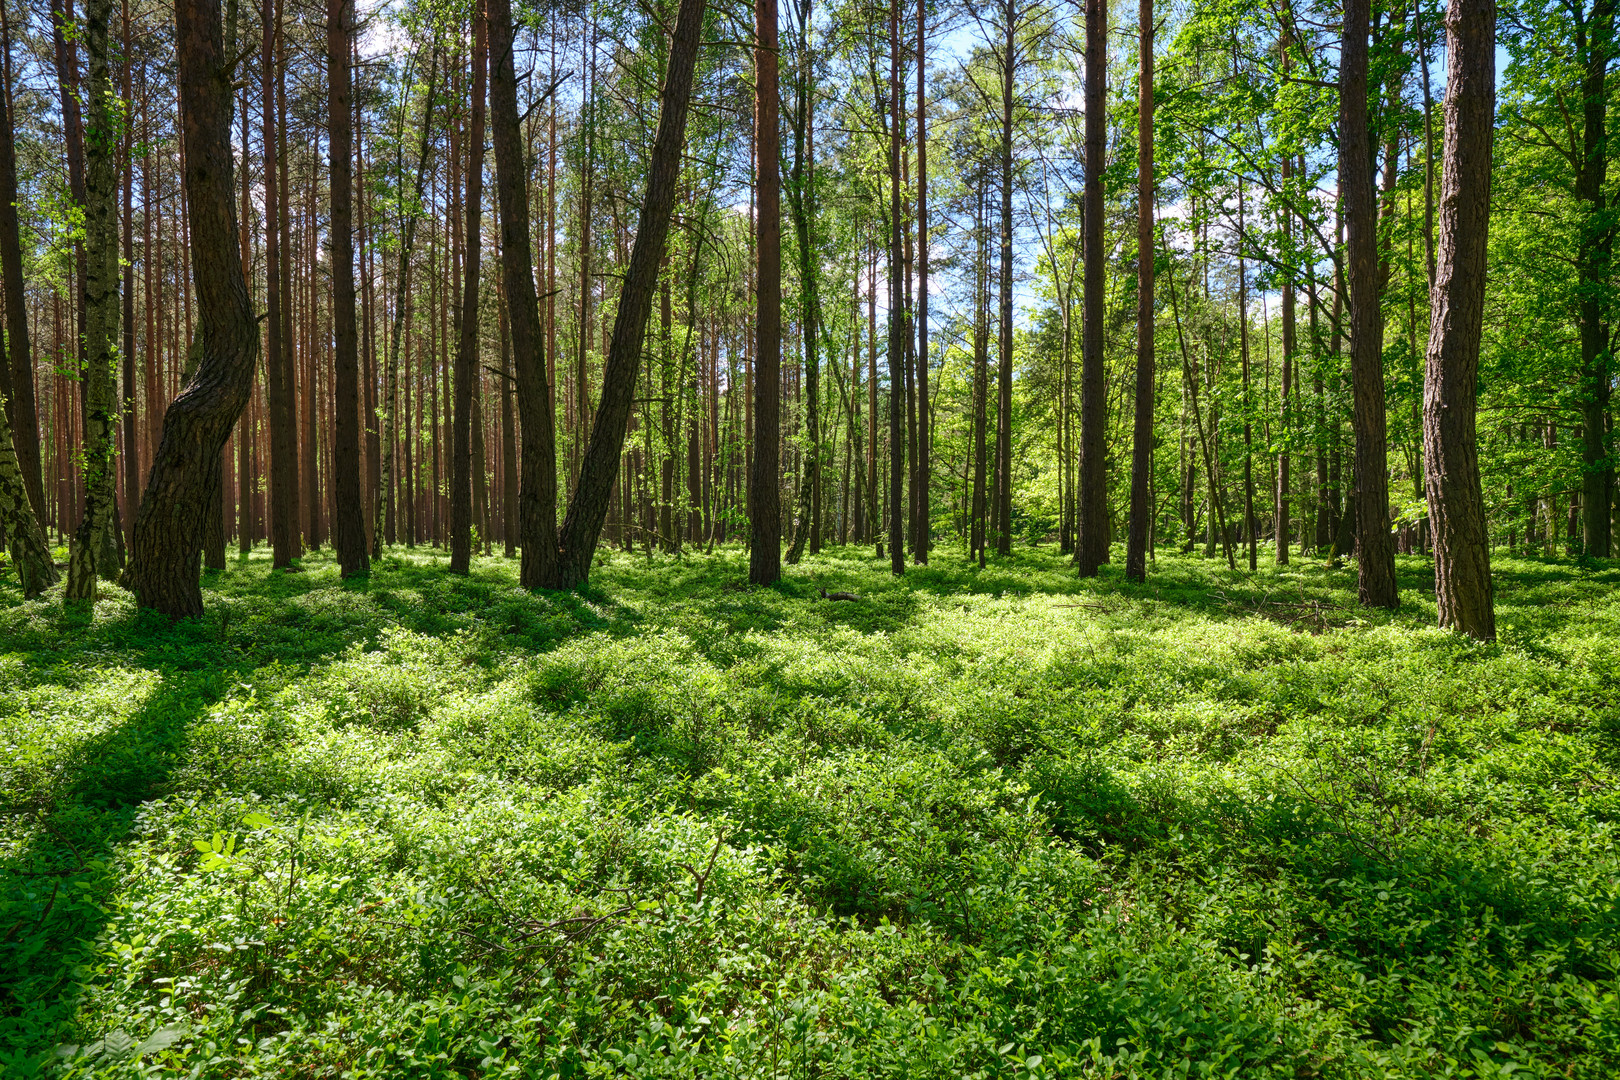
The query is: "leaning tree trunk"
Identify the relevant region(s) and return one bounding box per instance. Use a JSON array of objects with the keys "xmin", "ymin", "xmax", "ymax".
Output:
[
  {"xmin": 1339, "ymin": 0, "xmax": 1398, "ymax": 607},
  {"xmin": 0, "ymin": 402, "xmax": 55, "ymax": 596},
  {"xmin": 488, "ymin": 0, "xmax": 558, "ymax": 588},
  {"xmin": 449, "ymin": 2, "xmax": 486, "ymax": 575},
  {"xmin": 125, "ymin": 0, "xmax": 258, "ymax": 618},
  {"xmin": 1125, "ymin": 0, "xmax": 1154, "ymax": 583},
  {"xmin": 549, "ymin": 0, "xmax": 708, "ymax": 589},
  {"xmin": 64, "ymin": 0, "xmax": 118, "ymax": 602},
  {"xmin": 375, "ymin": 49, "xmax": 439, "ymax": 558},
  {"xmin": 1076, "ymin": 0, "xmax": 1109, "ymax": 576},
  {"xmin": 1423, "ymin": 0, "xmax": 1496, "ymax": 640},
  {"xmin": 329, "ymin": 0, "xmax": 368, "ymax": 577}
]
